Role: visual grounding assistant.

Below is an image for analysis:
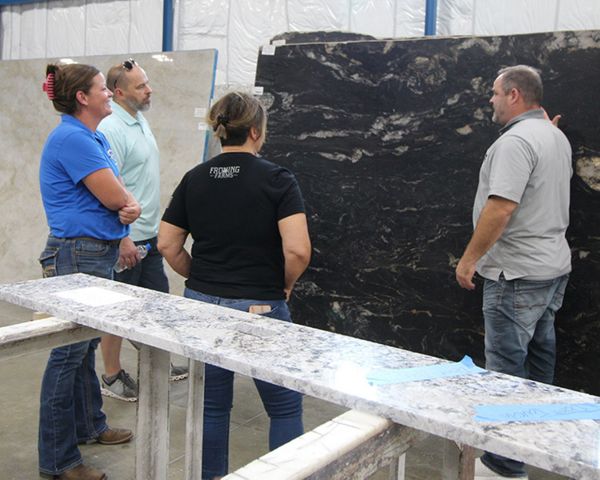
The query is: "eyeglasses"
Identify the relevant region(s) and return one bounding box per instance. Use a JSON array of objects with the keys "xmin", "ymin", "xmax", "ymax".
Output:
[{"xmin": 113, "ymin": 58, "xmax": 137, "ymax": 90}]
